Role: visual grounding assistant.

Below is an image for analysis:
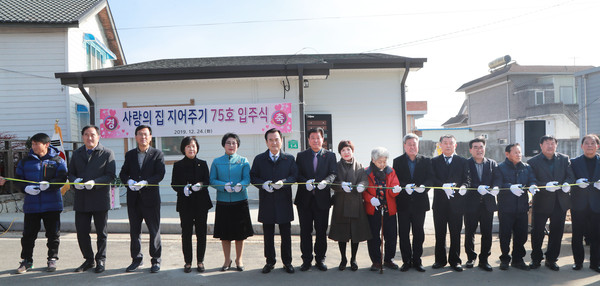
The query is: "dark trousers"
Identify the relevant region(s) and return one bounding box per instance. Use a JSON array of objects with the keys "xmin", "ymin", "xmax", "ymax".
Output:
[
  {"xmin": 179, "ymin": 210, "xmax": 208, "ymax": 264},
  {"xmin": 75, "ymin": 210, "xmax": 108, "ymax": 263},
  {"xmin": 297, "ymin": 198, "xmax": 329, "ymax": 264},
  {"xmin": 397, "ymin": 210, "xmax": 426, "ymax": 265},
  {"xmin": 367, "ymin": 211, "xmax": 397, "ymax": 264},
  {"xmin": 464, "ymin": 204, "xmax": 494, "ymax": 262},
  {"xmin": 498, "ymin": 211, "xmax": 528, "ymax": 263},
  {"xmin": 572, "ymin": 208, "xmax": 600, "ymax": 266},
  {"xmin": 263, "ymin": 222, "xmax": 292, "ymax": 265},
  {"xmin": 531, "ymin": 209, "xmax": 566, "ymax": 263},
  {"xmin": 433, "ymin": 207, "xmax": 463, "ymax": 266},
  {"xmin": 21, "ymin": 211, "xmax": 61, "ymax": 262},
  {"xmin": 128, "ymin": 203, "xmax": 161, "ymax": 264}
]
